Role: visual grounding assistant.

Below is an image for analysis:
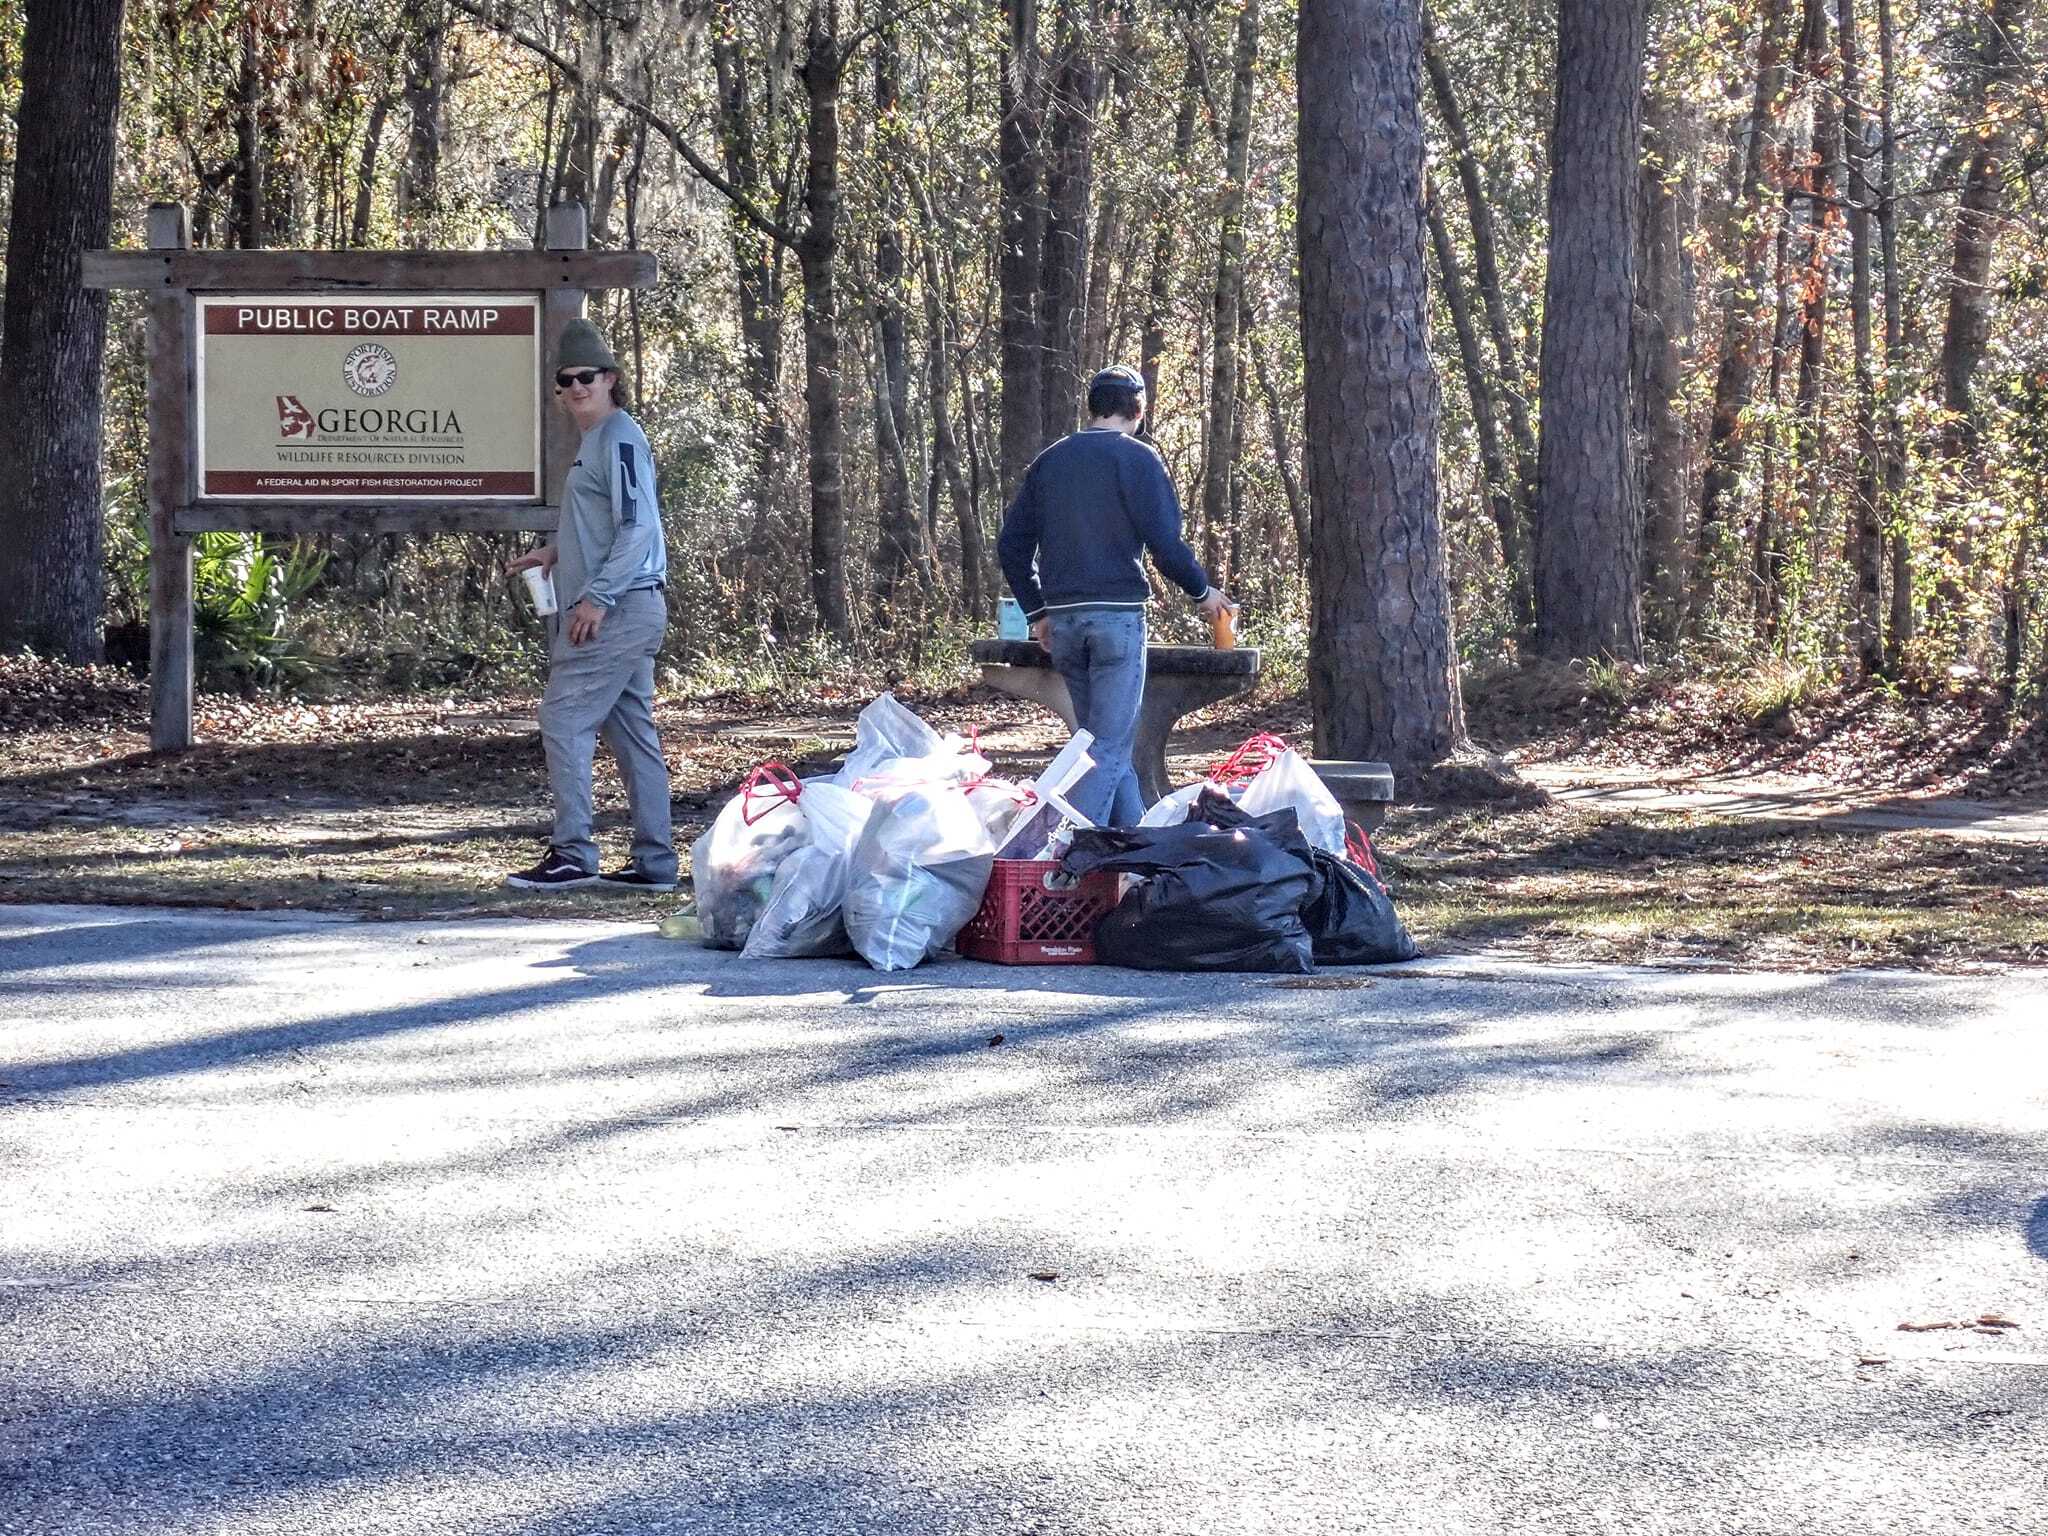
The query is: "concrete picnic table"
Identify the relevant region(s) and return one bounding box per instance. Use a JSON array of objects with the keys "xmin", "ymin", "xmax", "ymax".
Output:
[{"xmin": 969, "ymin": 638, "xmax": 1395, "ymax": 830}]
